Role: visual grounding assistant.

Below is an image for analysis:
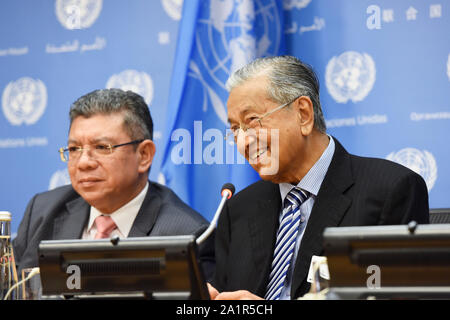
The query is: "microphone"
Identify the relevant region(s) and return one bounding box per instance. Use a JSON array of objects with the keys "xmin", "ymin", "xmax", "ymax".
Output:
[
  {"xmin": 196, "ymin": 183, "xmax": 235, "ymax": 245},
  {"xmin": 220, "ymin": 183, "xmax": 235, "ymax": 199}
]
